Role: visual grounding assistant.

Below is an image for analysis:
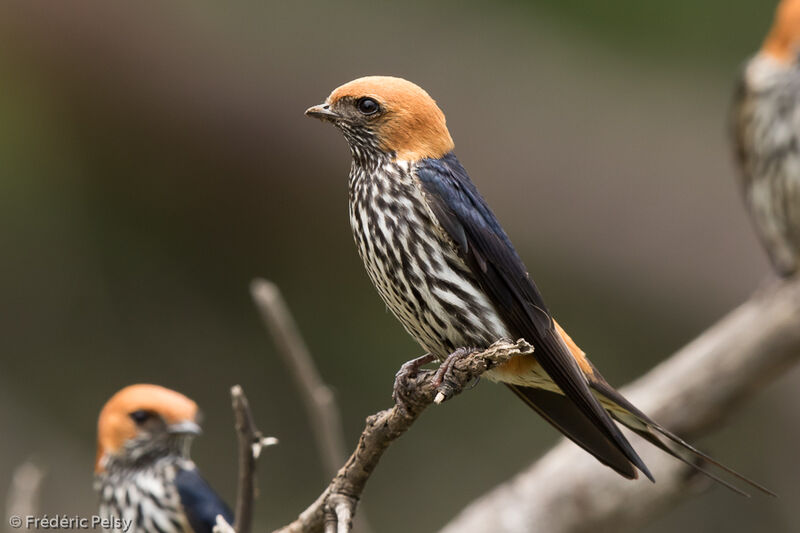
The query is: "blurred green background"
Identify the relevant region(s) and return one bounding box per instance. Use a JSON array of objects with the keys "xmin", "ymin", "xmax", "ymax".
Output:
[{"xmin": 1, "ymin": 0, "xmax": 798, "ymax": 531}]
